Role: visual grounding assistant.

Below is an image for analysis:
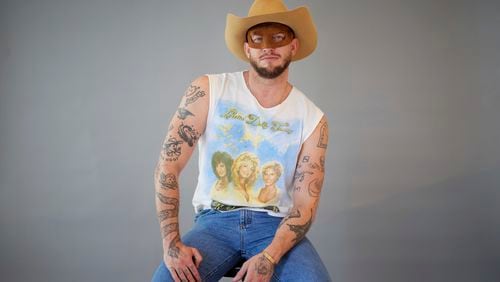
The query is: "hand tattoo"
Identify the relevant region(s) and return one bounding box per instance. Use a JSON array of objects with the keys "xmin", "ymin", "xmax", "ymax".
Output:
[{"xmin": 255, "ymin": 255, "xmax": 273, "ymax": 275}]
